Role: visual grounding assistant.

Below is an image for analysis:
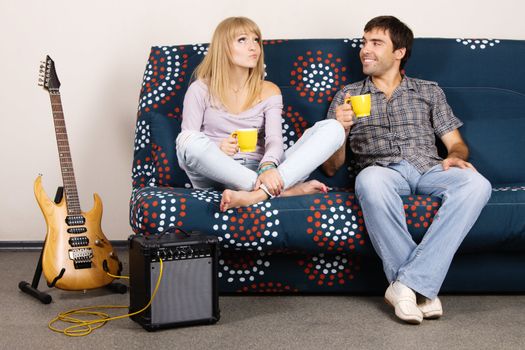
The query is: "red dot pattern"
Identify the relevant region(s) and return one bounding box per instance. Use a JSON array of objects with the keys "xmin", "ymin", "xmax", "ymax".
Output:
[
  {"xmin": 237, "ymin": 282, "xmax": 299, "ymax": 293},
  {"xmin": 305, "ymin": 194, "xmax": 366, "ymax": 252},
  {"xmin": 151, "ymin": 143, "xmax": 172, "ymax": 186},
  {"xmin": 290, "ymin": 50, "xmax": 346, "ymax": 104},
  {"xmin": 298, "ymin": 254, "xmax": 361, "ymax": 287},
  {"xmin": 139, "ymin": 46, "xmax": 189, "ymax": 117},
  {"xmin": 403, "ymin": 195, "xmax": 440, "ymax": 230}
]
